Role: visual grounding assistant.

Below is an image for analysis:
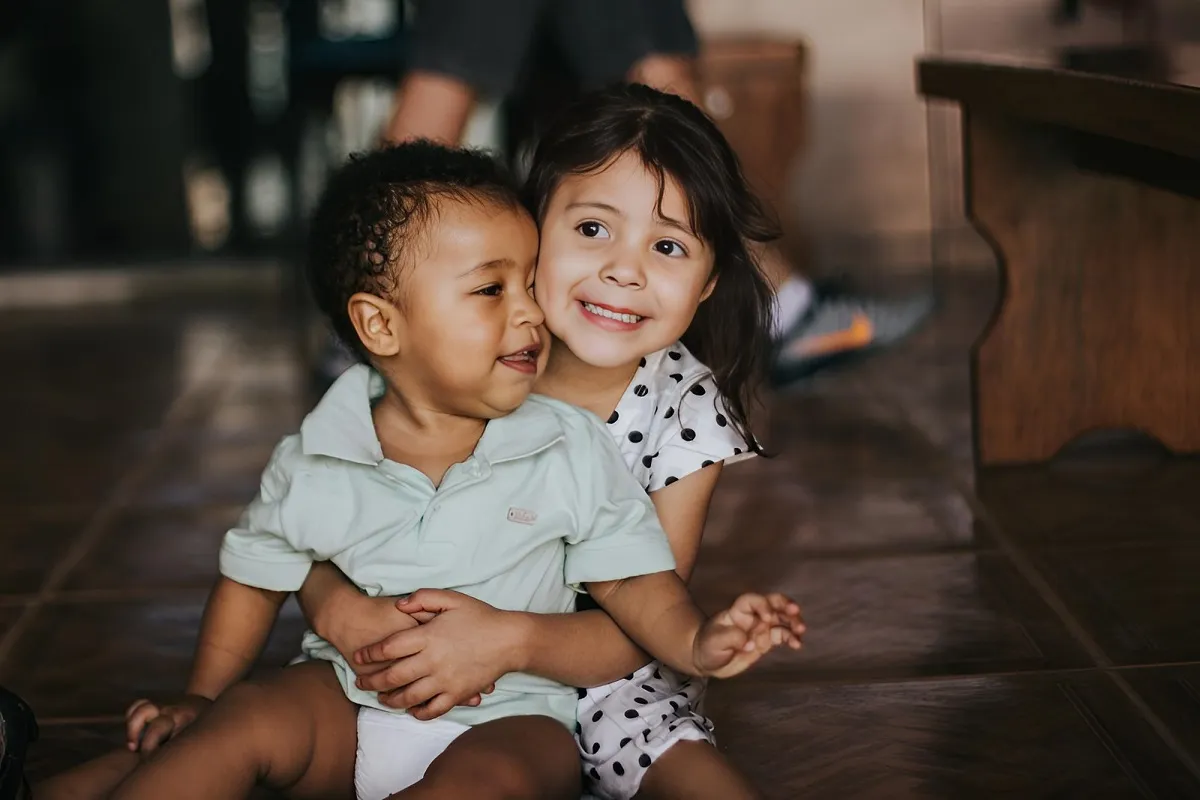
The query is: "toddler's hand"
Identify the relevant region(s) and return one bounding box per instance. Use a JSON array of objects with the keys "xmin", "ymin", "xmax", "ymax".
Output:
[
  {"xmin": 124, "ymin": 694, "xmax": 212, "ymax": 756},
  {"xmin": 693, "ymin": 592, "xmax": 804, "ymax": 679}
]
